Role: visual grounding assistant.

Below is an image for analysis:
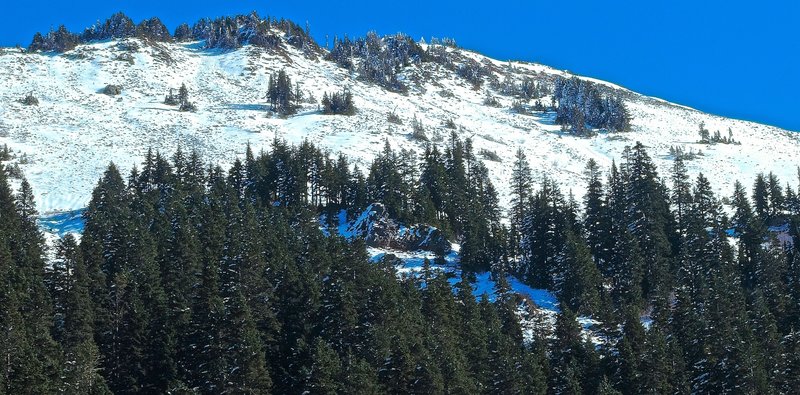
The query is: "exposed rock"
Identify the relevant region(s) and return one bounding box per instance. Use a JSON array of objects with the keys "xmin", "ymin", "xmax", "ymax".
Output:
[
  {"xmin": 347, "ymin": 203, "xmax": 451, "ymax": 255},
  {"xmin": 101, "ymin": 84, "xmax": 123, "ymax": 96}
]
